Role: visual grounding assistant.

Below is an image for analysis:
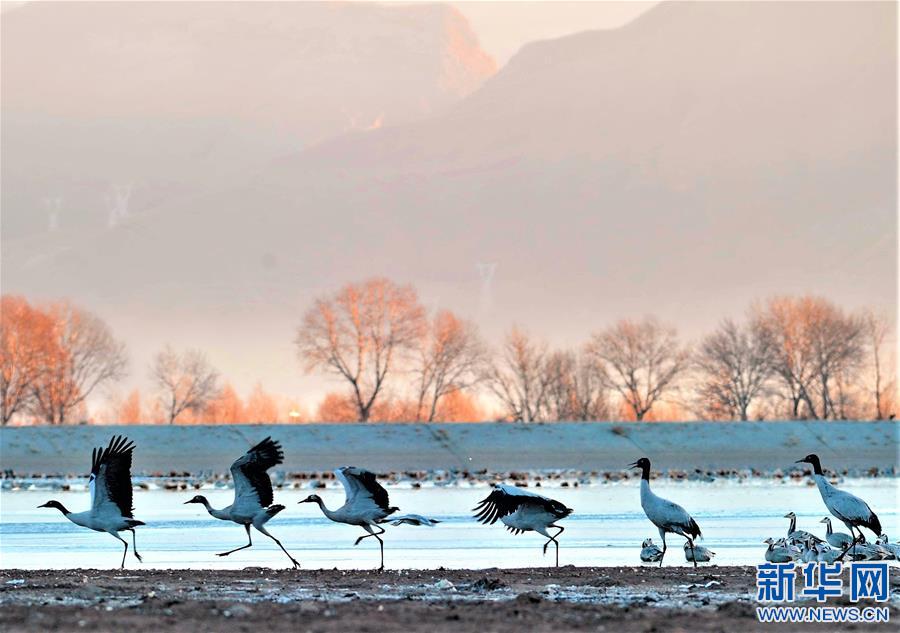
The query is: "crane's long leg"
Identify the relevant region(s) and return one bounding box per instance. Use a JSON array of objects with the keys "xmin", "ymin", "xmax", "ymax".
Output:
[
  {"xmin": 128, "ymin": 529, "xmax": 143, "ymax": 562},
  {"xmin": 112, "ymin": 533, "xmax": 129, "ymax": 569},
  {"xmin": 658, "ymin": 531, "xmax": 667, "ymax": 568},
  {"xmin": 837, "ymin": 526, "xmax": 860, "ymax": 562},
  {"xmin": 354, "ymin": 525, "xmax": 386, "ymax": 570},
  {"xmin": 686, "ymin": 537, "xmax": 697, "ymax": 568},
  {"xmin": 218, "ymin": 524, "xmax": 253, "ymax": 557},
  {"xmin": 541, "ymin": 526, "xmax": 565, "ymax": 567},
  {"xmin": 255, "ymin": 525, "xmax": 300, "ymax": 569}
]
